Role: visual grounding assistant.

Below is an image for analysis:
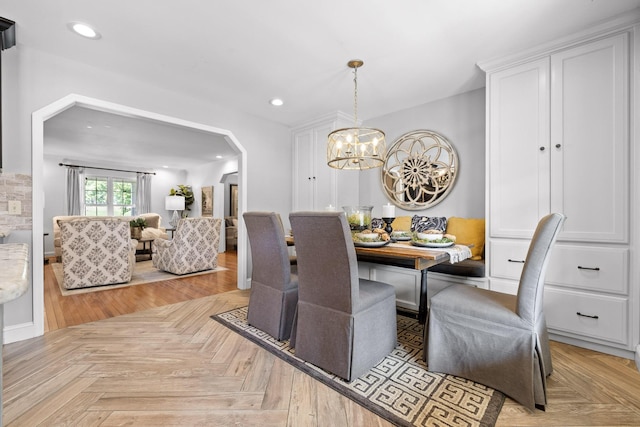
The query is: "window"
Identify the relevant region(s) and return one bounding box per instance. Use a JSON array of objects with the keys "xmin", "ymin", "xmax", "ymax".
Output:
[{"xmin": 84, "ymin": 176, "xmax": 136, "ymax": 216}]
